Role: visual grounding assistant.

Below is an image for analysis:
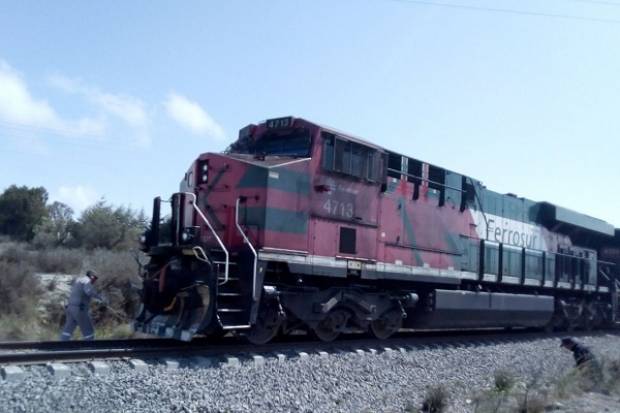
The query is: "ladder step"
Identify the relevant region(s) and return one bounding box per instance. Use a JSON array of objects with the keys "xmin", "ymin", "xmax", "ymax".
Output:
[
  {"xmin": 218, "ymin": 308, "xmax": 245, "ymax": 313},
  {"xmin": 218, "ymin": 292, "xmax": 242, "ymax": 297},
  {"xmin": 221, "ymin": 324, "xmax": 251, "ymax": 330},
  {"xmin": 213, "ymin": 261, "xmax": 238, "ymax": 266},
  {"xmin": 218, "ymin": 277, "xmax": 240, "ymax": 281}
]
